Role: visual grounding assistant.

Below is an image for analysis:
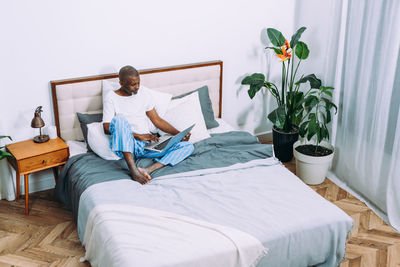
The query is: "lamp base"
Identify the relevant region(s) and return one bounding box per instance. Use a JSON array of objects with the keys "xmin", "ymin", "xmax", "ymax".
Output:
[{"xmin": 33, "ymin": 135, "xmax": 50, "ymax": 143}]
